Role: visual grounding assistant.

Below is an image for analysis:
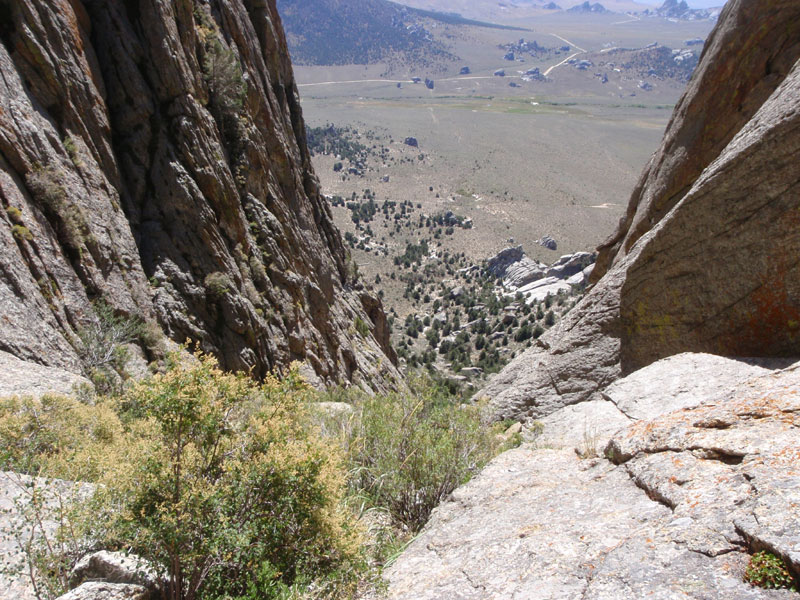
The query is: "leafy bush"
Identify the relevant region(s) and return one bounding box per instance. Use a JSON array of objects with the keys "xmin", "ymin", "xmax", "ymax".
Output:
[
  {"xmin": 203, "ymin": 271, "xmax": 234, "ymax": 297},
  {"xmin": 202, "ymin": 37, "xmax": 247, "ymax": 159},
  {"xmin": 203, "ymin": 39, "xmax": 245, "ymax": 119},
  {"xmin": 1, "ymin": 352, "xmax": 361, "ymax": 600},
  {"xmin": 353, "ymin": 315, "xmax": 371, "ymax": 338},
  {"xmin": 744, "ymin": 551, "xmax": 797, "ymax": 591},
  {"xmin": 2, "ymin": 353, "xmax": 515, "ymax": 598},
  {"xmin": 6, "ymin": 205, "xmax": 23, "ymax": 223},
  {"xmin": 25, "ymin": 166, "xmax": 67, "ymax": 212},
  {"xmin": 0, "ymin": 396, "xmax": 132, "ymax": 599},
  {"xmin": 0, "ymin": 394, "xmax": 126, "ymax": 480},
  {"xmin": 25, "ymin": 166, "xmax": 91, "ymax": 255},
  {"xmin": 12, "ymin": 224, "xmax": 33, "ymax": 241},
  {"xmin": 344, "ymin": 375, "xmax": 511, "ymax": 531},
  {"xmin": 104, "ymin": 353, "xmax": 360, "ymax": 600}
]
